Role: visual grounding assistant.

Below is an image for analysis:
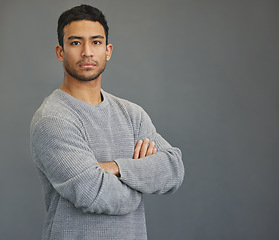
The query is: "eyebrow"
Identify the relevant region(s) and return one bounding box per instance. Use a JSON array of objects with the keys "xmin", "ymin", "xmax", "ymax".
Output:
[{"xmin": 67, "ymin": 35, "xmax": 105, "ymax": 40}]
